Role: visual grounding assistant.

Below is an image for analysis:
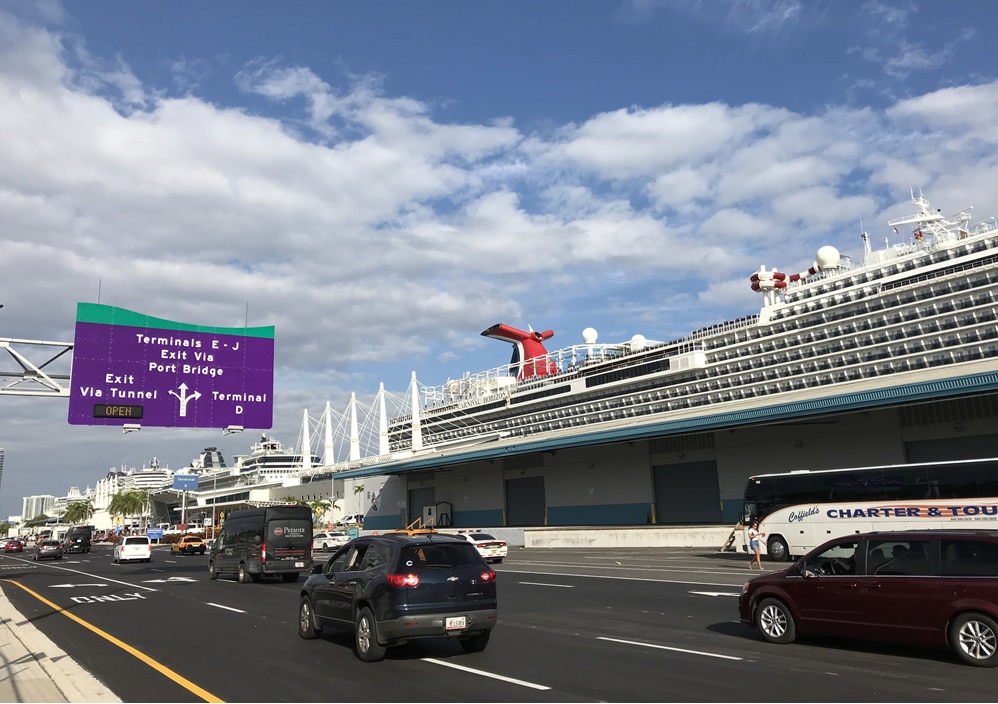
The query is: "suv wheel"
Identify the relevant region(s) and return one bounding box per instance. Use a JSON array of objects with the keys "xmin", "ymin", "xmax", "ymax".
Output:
[
  {"xmin": 755, "ymin": 597, "xmax": 796, "ymax": 644},
  {"xmin": 237, "ymin": 562, "xmax": 250, "ymax": 584},
  {"xmin": 950, "ymin": 612, "xmax": 998, "ymax": 667},
  {"xmin": 298, "ymin": 597, "xmax": 319, "ymax": 639},
  {"xmin": 459, "ymin": 631, "xmax": 491, "ymax": 653},
  {"xmin": 355, "ymin": 607, "xmax": 387, "ymax": 662}
]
